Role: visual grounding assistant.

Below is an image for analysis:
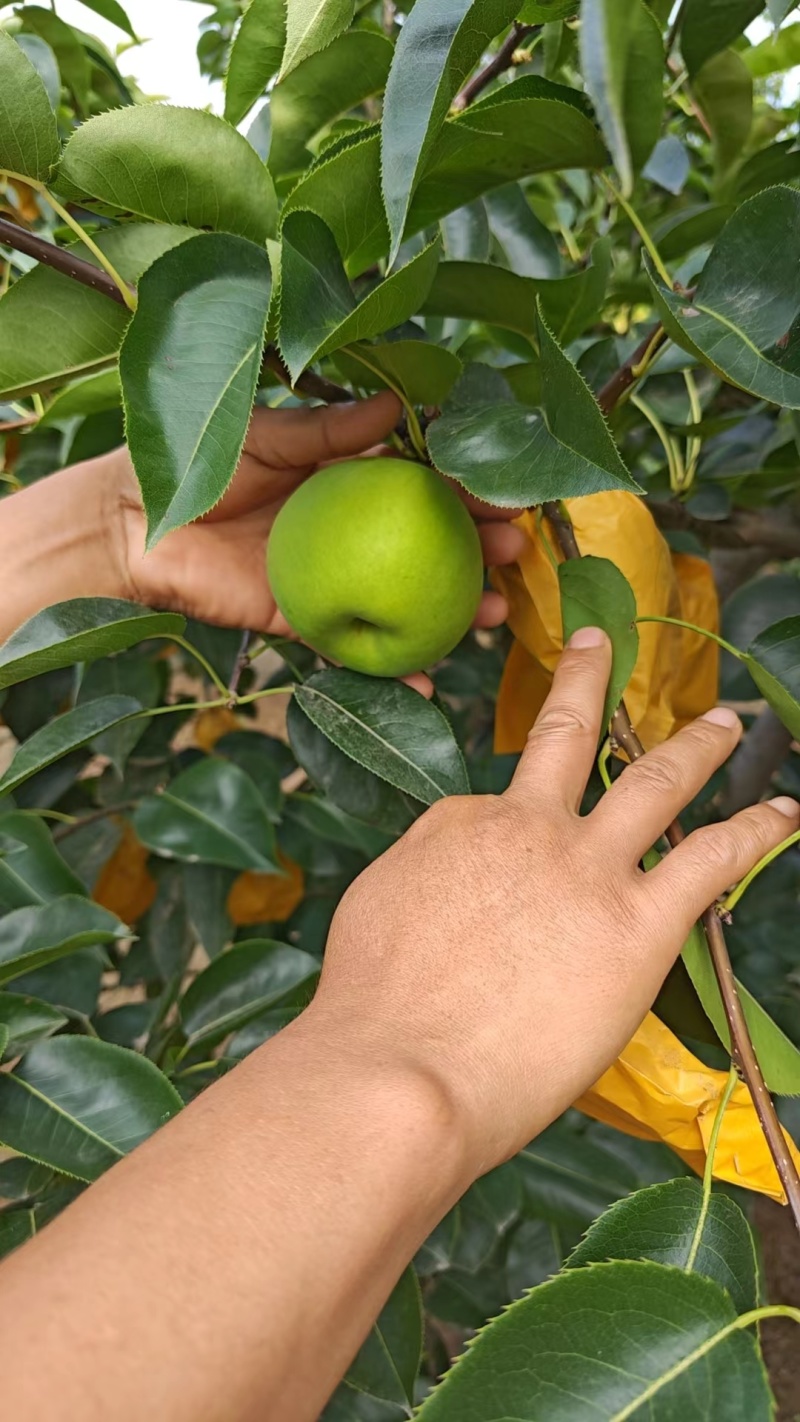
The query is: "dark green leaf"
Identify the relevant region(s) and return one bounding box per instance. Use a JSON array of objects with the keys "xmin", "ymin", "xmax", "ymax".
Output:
[
  {"xmin": 679, "ymin": 0, "xmax": 765, "ymax": 76},
  {"xmin": 279, "ymin": 211, "xmax": 439, "ymax": 380},
  {"xmin": 345, "ymin": 1267, "xmax": 423, "ymax": 1407},
  {"xmin": 579, "ymin": 0, "xmax": 663, "ymax": 195},
  {"xmin": 183, "ymin": 864, "xmax": 235, "ymax": 958},
  {"xmin": 559, "ymin": 556, "xmax": 638, "ymax": 725},
  {"xmin": 646, "ymin": 187, "xmax": 800, "ymax": 408},
  {"xmin": 0, "ymin": 696, "xmax": 142, "ymax": 798},
  {"xmin": 179, "ymin": 939, "xmax": 319, "ymax": 1051},
  {"xmin": 380, "ymin": 0, "xmax": 519, "ymax": 263},
  {"xmin": 0, "ymin": 896, "xmax": 125, "ymax": 987},
  {"xmin": 286, "ymin": 696, "xmax": 423, "ymax": 834},
  {"xmin": 225, "ymin": 0, "xmax": 286, "ymax": 125},
  {"xmin": 40, "ymin": 370, "xmax": 121, "ymax": 425},
  {"xmin": 484, "ymin": 184, "xmax": 561, "ymax": 279},
  {"xmin": 11, "ymin": 946, "xmax": 104, "ymax": 1016},
  {"xmin": 422, "ymin": 238, "xmax": 610, "ymax": 345},
  {"xmin": 745, "ymin": 616, "xmax": 800, "ymax": 739},
  {"xmin": 0, "ymin": 29, "xmax": 60, "ymax": 182},
  {"xmin": 280, "ymin": 0, "xmax": 354, "ymax": 78},
  {"xmin": 441, "ymin": 201, "xmax": 490, "ymax": 262},
  {"xmin": 74, "ymin": 0, "xmax": 138, "ymax": 40},
  {"xmin": 518, "ymin": 1128, "xmax": 642, "ymax": 1228},
  {"xmin": 566, "ymin": 1177, "xmax": 758, "ymax": 1315},
  {"xmin": 285, "ymin": 80, "xmax": 607, "ymax": 275},
  {"xmin": 0, "ymin": 991, "xmax": 67, "ymax": 1059},
  {"xmin": 121, "ymin": 233, "xmax": 271, "ymax": 545},
  {"xmin": 140, "ymin": 861, "xmax": 194, "ymax": 983},
  {"xmin": 427, "ymin": 315, "xmax": 641, "ymax": 505},
  {"xmin": 693, "ymin": 49, "xmax": 753, "ymax": 178},
  {"xmin": 0, "ymin": 811, "xmax": 85, "ymax": 910},
  {"xmin": 292, "ymin": 670, "xmax": 470, "ymax": 804},
  {"xmin": 416, "ymin": 1260, "xmax": 771, "ymax": 1420},
  {"xmin": 333, "ymin": 340, "xmax": 462, "ymax": 406},
  {"xmin": 57, "ymin": 105, "xmax": 277, "ymax": 242},
  {"xmin": 0, "ymin": 1155, "xmax": 52, "ymax": 1201},
  {"xmin": 77, "ymin": 653, "xmax": 159, "ymax": 774},
  {"xmin": 0, "ymin": 598, "xmax": 184, "ymax": 691},
  {"xmin": 0, "ymin": 1037, "xmax": 182, "ymax": 1182},
  {"xmin": 0, "ymin": 224, "xmax": 195, "ymax": 402},
  {"xmin": 134, "ymin": 758, "xmax": 280, "ymax": 872},
  {"xmin": 269, "ymin": 31, "xmax": 392, "ymax": 175},
  {"xmin": 721, "ymin": 573, "xmax": 800, "ymax": 700}
]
